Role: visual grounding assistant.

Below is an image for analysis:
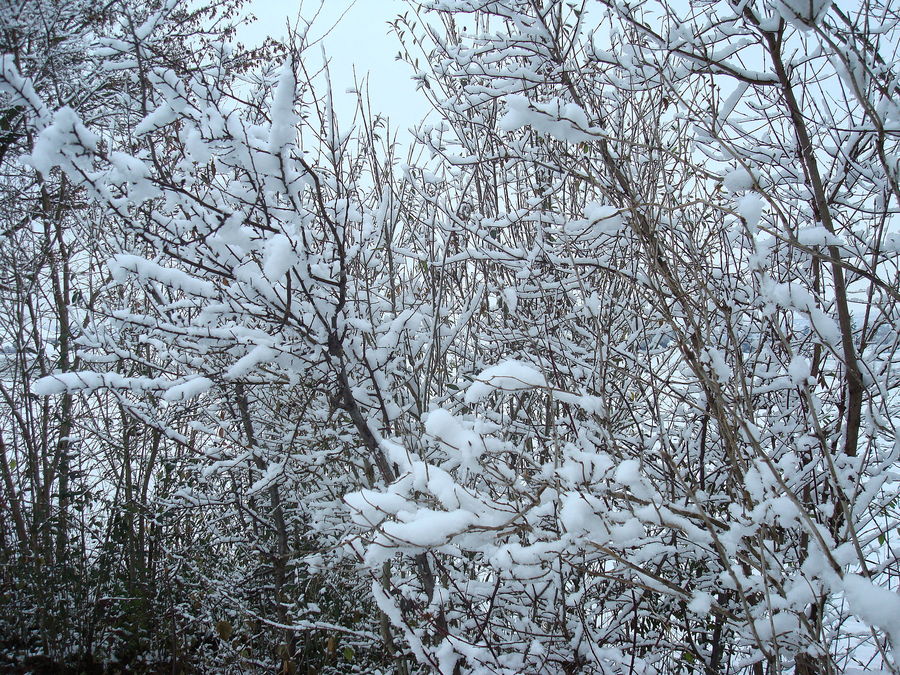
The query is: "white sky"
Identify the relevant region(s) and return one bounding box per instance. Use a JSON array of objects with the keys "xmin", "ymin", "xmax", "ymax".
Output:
[{"xmin": 237, "ymin": 0, "xmax": 430, "ymax": 137}]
